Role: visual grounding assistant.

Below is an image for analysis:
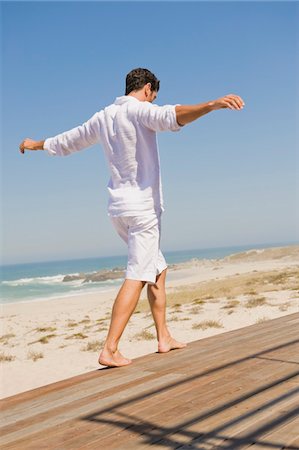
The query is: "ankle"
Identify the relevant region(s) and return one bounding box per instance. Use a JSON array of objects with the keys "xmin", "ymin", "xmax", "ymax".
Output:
[
  {"xmin": 103, "ymin": 342, "xmax": 118, "ymax": 353},
  {"xmin": 157, "ymin": 331, "xmax": 171, "ymax": 341}
]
